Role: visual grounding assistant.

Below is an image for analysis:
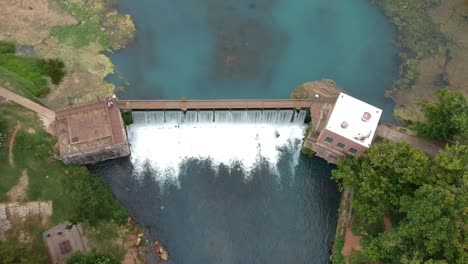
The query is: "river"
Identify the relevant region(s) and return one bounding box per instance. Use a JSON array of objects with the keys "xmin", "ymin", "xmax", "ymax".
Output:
[{"xmin": 92, "ymin": 0, "xmax": 398, "ymax": 263}]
